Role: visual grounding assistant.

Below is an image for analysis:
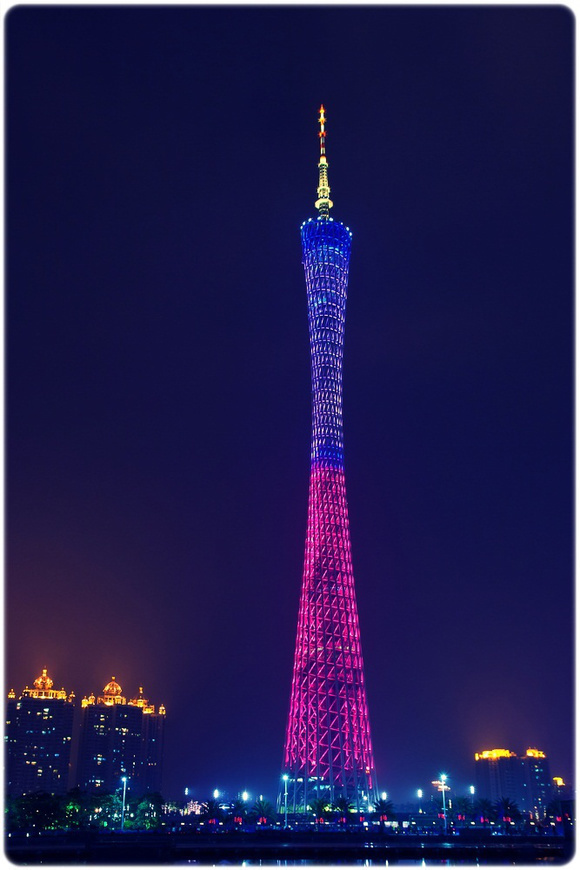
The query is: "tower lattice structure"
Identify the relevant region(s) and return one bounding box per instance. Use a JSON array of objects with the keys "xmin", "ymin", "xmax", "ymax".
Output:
[{"xmin": 281, "ymin": 107, "xmax": 379, "ymax": 814}]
